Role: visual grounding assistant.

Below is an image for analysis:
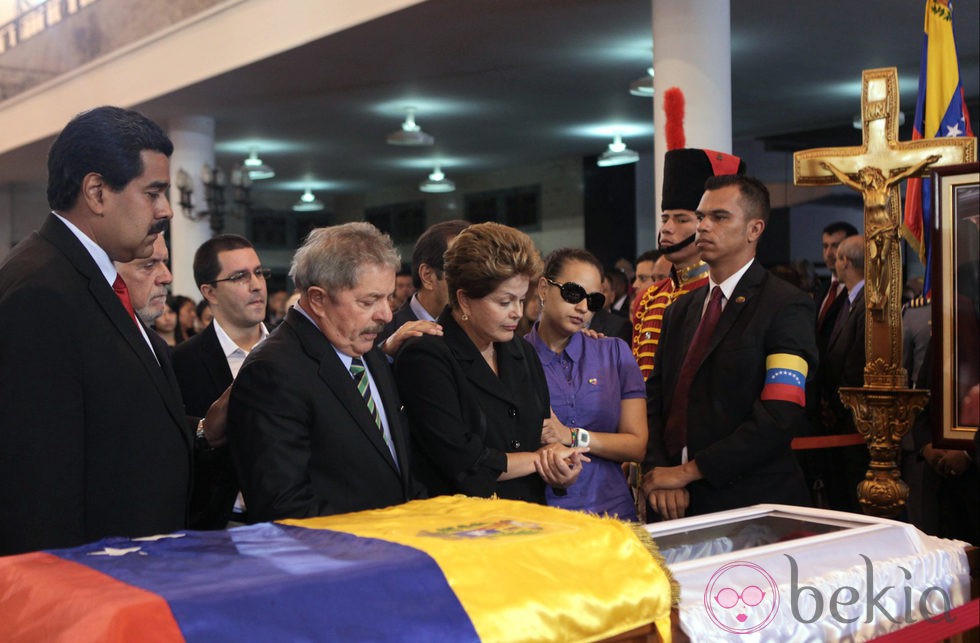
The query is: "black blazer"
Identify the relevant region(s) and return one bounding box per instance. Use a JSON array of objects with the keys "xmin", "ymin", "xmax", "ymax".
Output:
[
  {"xmin": 173, "ymin": 322, "xmax": 240, "ymax": 528},
  {"xmin": 395, "ymin": 310, "xmax": 551, "ymax": 503},
  {"xmin": 819, "ymin": 288, "xmax": 866, "ymax": 434},
  {"xmin": 589, "ymin": 308, "xmax": 633, "ymax": 344},
  {"xmin": 645, "ymin": 260, "xmax": 816, "ymax": 515},
  {"xmin": 814, "ymin": 279, "xmax": 848, "ymax": 354},
  {"xmin": 0, "ymin": 215, "xmax": 192, "ymax": 555},
  {"xmin": 376, "ymin": 300, "xmax": 419, "ymax": 347},
  {"xmin": 228, "ymin": 308, "xmax": 422, "ymax": 522}
]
